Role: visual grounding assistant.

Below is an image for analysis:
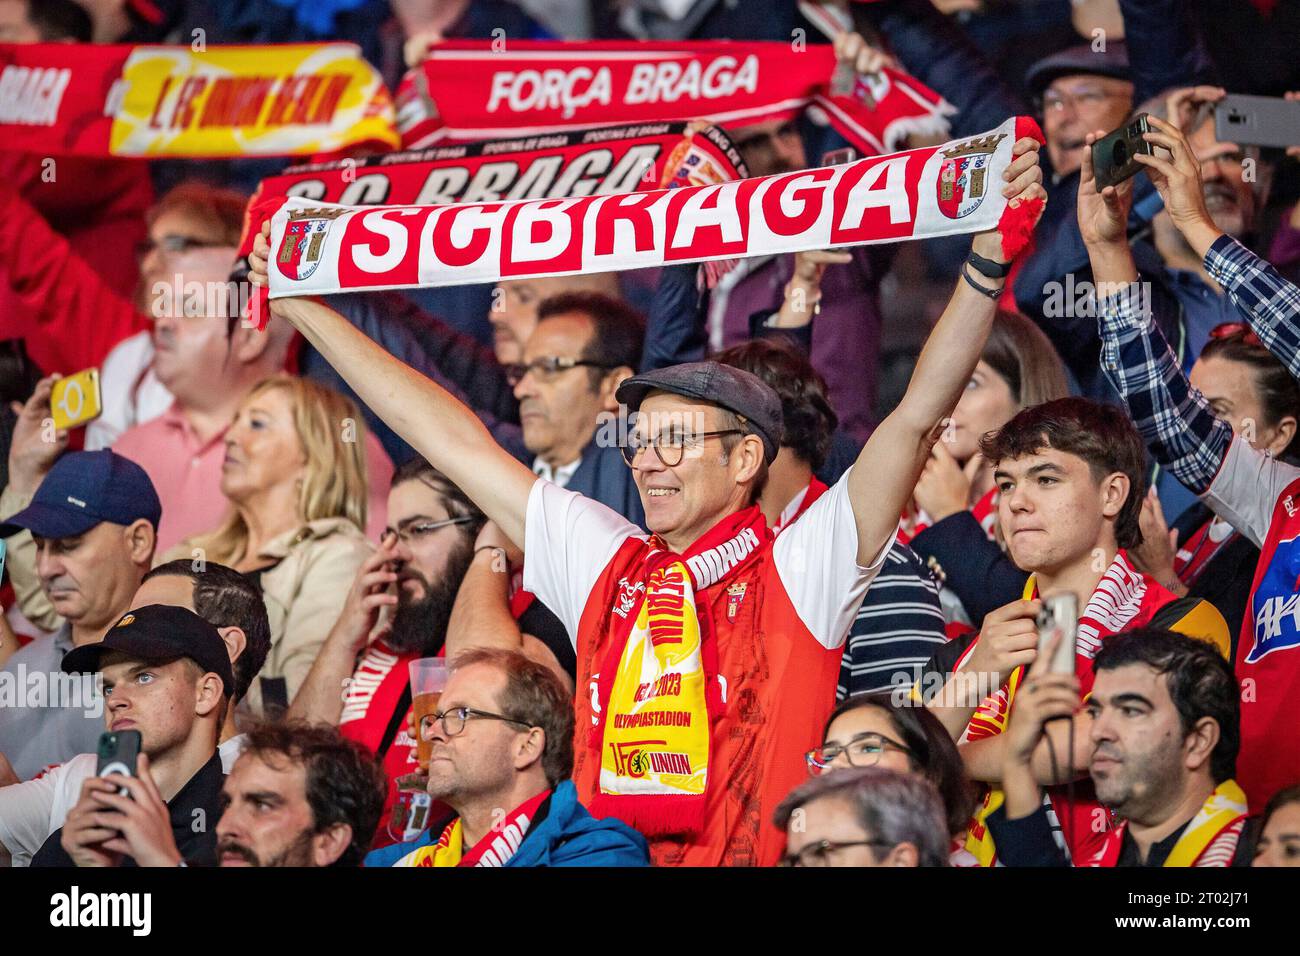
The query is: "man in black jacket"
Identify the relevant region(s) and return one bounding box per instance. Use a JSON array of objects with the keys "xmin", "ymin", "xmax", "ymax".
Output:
[{"xmin": 33, "ymin": 605, "xmax": 230, "ymax": 867}]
